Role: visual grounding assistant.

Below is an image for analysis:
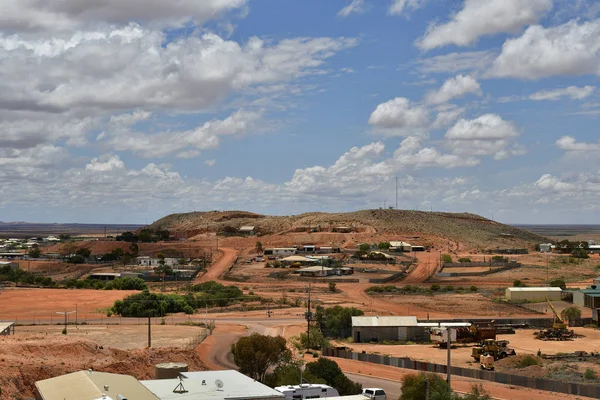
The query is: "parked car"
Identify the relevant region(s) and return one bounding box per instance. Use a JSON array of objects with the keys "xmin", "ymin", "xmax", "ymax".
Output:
[{"xmin": 362, "ymin": 388, "xmax": 386, "ymax": 400}]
